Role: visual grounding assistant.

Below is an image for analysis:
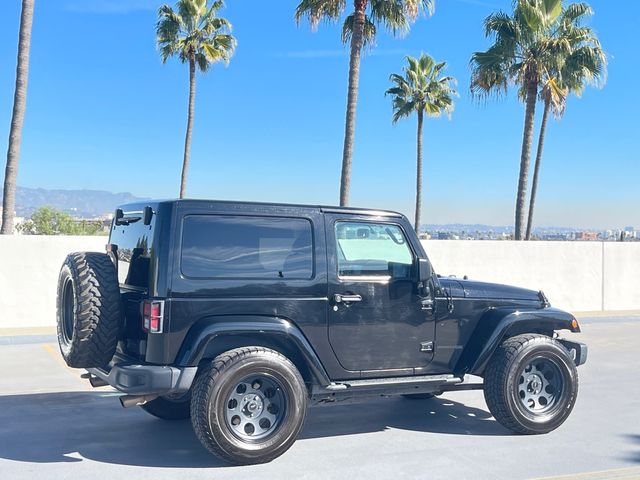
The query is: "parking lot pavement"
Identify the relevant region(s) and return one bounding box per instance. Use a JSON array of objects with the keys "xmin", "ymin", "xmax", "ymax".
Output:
[{"xmin": 0, "ymin": 319, "xmax": 639, "ymax": 480}]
